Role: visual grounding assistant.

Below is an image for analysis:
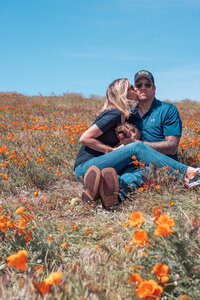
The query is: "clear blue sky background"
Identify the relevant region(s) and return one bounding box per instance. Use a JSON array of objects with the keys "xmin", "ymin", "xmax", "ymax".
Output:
[{"xmin": 1, "ymin": 0, "xmax": 200, "ymax": 101}]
